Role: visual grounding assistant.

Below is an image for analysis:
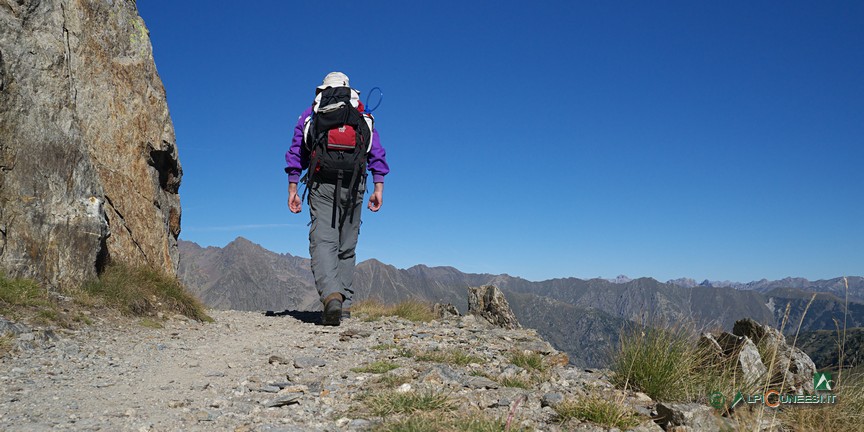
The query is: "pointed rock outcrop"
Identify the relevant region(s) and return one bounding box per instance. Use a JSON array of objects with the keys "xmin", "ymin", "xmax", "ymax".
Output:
[{"xmin": 467, "ymin": 285, "xmax": 521, "ymax": 329}]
